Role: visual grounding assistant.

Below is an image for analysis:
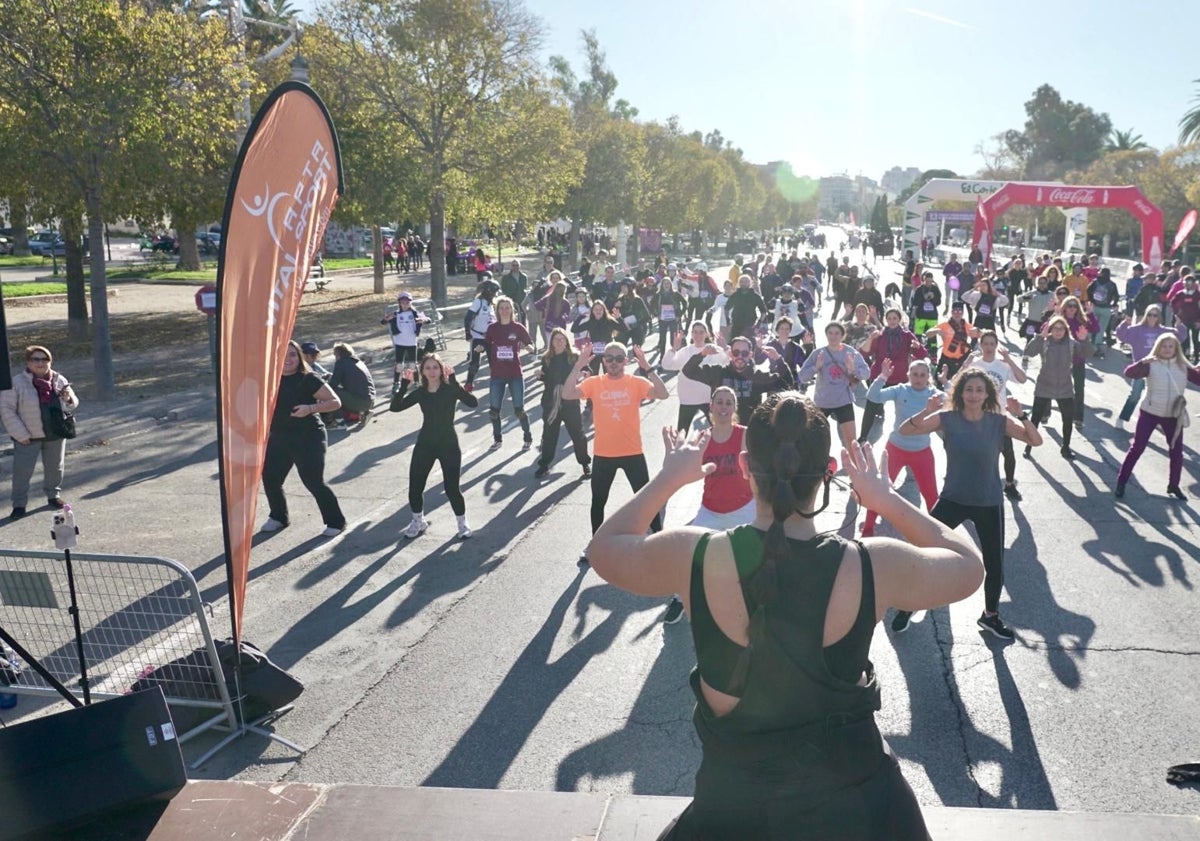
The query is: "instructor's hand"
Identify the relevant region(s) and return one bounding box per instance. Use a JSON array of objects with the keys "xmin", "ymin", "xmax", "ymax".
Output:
[
  {"xmin": 659, "ymin": 426, "xmax": 714, "ymax": 487},
  {"xmin": 841, "ymin": 441, "xmax": 892, "ymax": 511}
]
